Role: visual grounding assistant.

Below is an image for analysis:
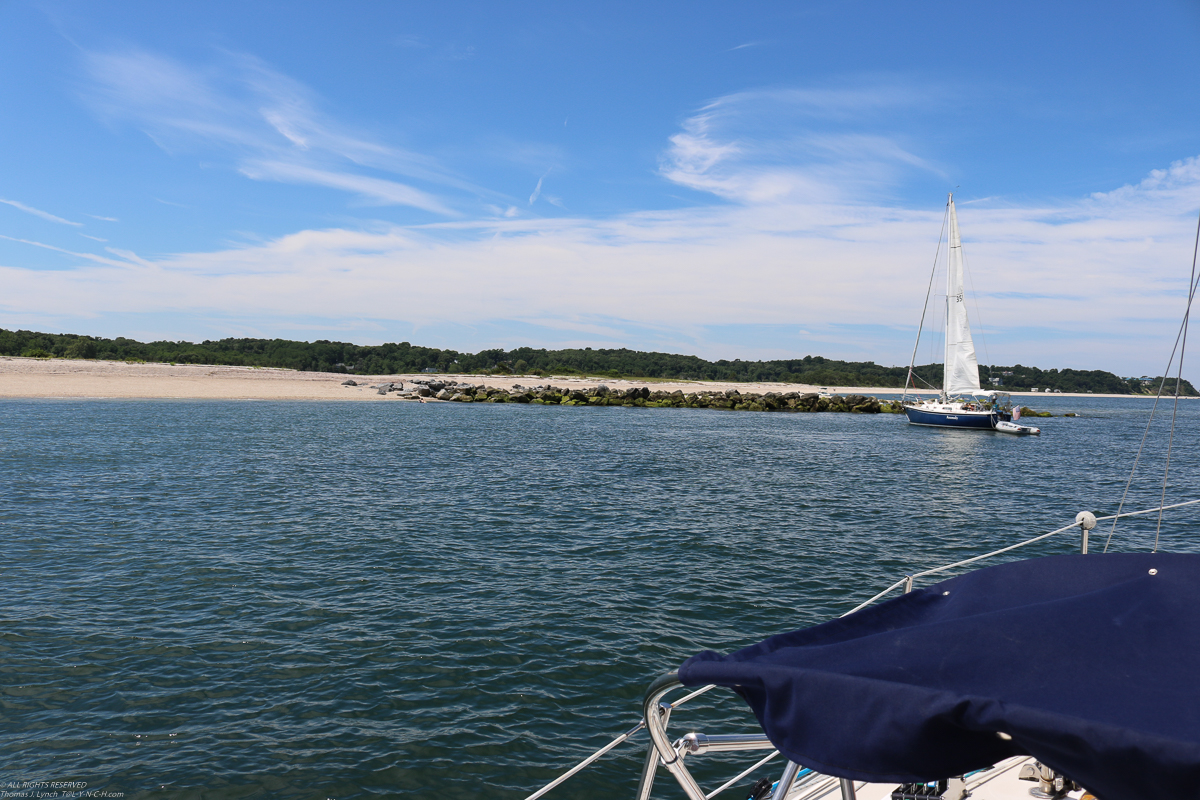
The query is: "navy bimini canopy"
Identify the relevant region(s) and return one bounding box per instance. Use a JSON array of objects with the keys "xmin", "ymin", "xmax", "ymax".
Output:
[{"xmin": 679, "ymin": 553, "xmax": 1200, "ymax": 800}]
